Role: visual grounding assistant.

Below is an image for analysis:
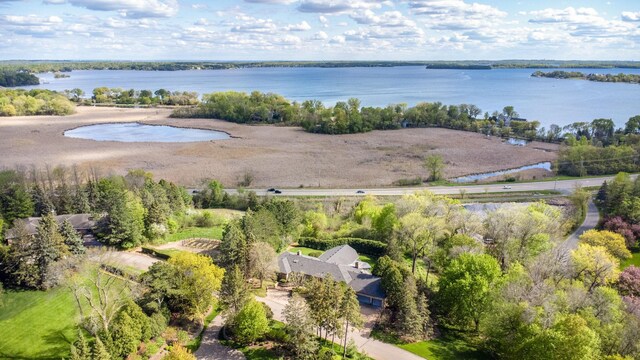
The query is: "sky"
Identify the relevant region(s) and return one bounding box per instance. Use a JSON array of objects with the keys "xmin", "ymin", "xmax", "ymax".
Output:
[{"xmin": 0, "ymin": 0, "xmax": 639, "ymax": 60}]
